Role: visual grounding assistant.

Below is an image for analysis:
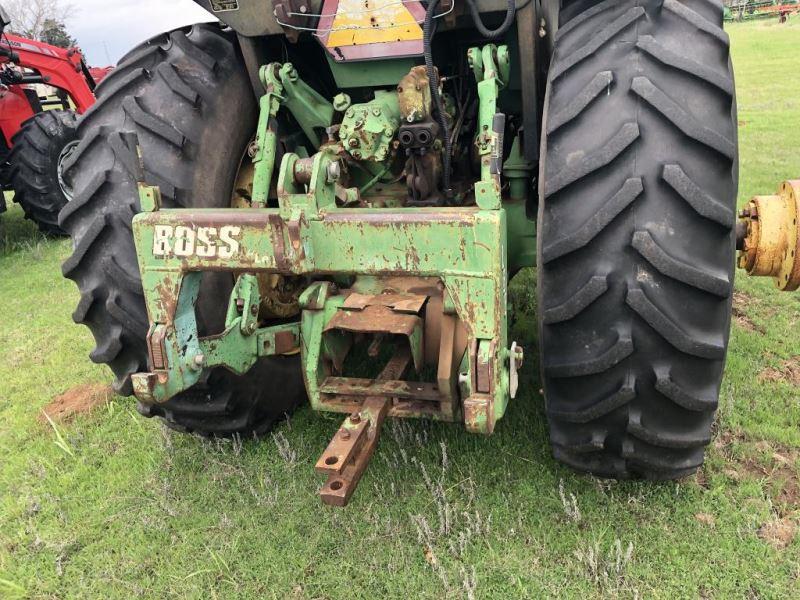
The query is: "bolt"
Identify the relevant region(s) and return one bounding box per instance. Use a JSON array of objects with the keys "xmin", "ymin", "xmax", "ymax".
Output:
[
  {"xmin": 190, "ymin": 353, "xmax": 205, "ymax": 371},
  {"xmin": 350, "ymin": 412, "xmax": 361, "ymax": 424},
  {"xmin": 352, "ymin": 151, "xmax": 362, "ymax": 160},
  {"xmin": 247, "ymin": 141, "xmax": 259, "ymax": 158},
  {"xmin": 332, "ymin": 92, "xmax": 351, "ymax": 112},
  {"xmin": 348, "ymin": 137, "xmax": 359, "ymax": 148},
  {"xmin": 345, "ymin": 108, "xmax": 354, "ymax": 118},
  {"xmin": 354, "ymin": 119, "xmax": 364, "ymax": 129},
  {"xmin": 326, "ymin": 161, "xmax": 341, "ymax": 183},
  {"xmin": 299, "ymin": 4, "xmax": 307, "ymax": 12},
  {"xmin": 250, "ymin": 304, "xmax": 259, "ymax": 316},
  {"xmin": 244, "ymin": 322, "xmax": 257, "ymax": 335},
  {"xmin": 372, "ymin": 108, "xmax": 381, "ymax": 117}
]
